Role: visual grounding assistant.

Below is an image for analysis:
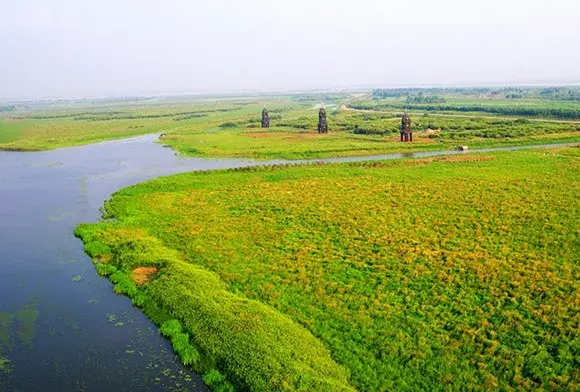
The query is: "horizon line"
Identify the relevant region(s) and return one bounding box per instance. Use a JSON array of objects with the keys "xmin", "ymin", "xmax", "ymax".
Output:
[{"xmin": 2, "ymin": 80, "xmax": 580, "ymax": 104}]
